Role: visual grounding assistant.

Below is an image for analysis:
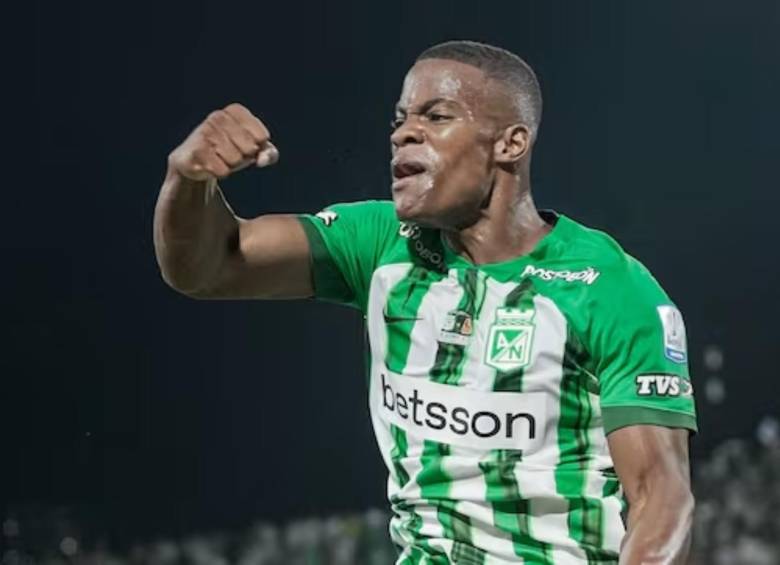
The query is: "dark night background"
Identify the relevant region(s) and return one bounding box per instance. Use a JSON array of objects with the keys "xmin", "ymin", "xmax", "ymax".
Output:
[{"xmin": 5, "ymin": 0, "xmax": 779, "ymax": 547}]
